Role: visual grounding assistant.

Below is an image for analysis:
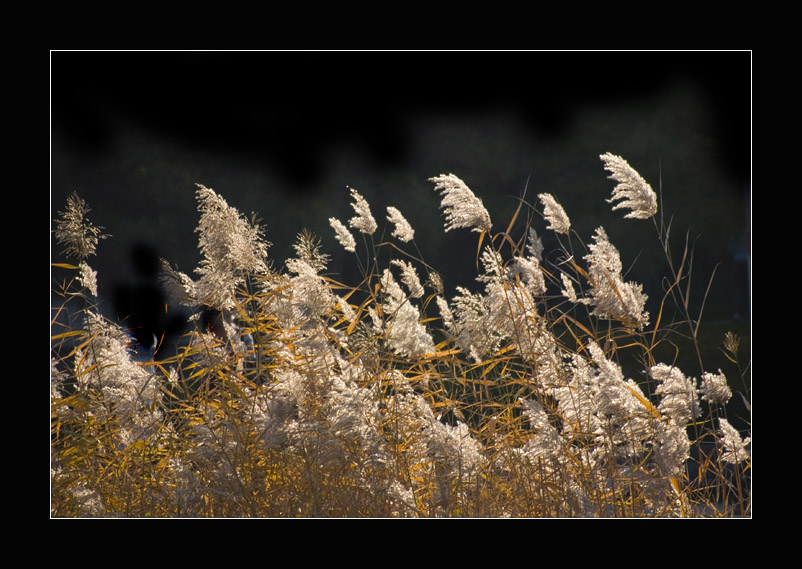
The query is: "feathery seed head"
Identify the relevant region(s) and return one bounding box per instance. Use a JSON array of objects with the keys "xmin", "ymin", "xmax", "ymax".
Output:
[
  {"xmin": 538, "ymin": 193, "xmax": 571, "ymax": 235},
  {"xmin": 379, "ymin": 268, "xmax": 435, "ymax": 358},
  {"xmin": 583, "ymin": 227, "xmax": 650, "ymax": 328},
  {"xmin": 650, "ymin": 363, "xmax": 700, "ymax": 425},
  {"xmin": 527, "ymin": 227, "xmax": 544, "ymax": 262},
  {"xmin": 430, "ymin": 173, "xmax": 492, "ymax": 234},
  {"xmin": 77, "ymin": 262, "xmax": 98, "ymax": 297},
  {"xmin": 293, "ymin": 229, "xmax": 330, "ymax": 273},
  {"xmin": 699, "ymin": 369, "xmax": 732, "ymax": 406},
  {"xmin": 329, "ymin": 217, "xmax": 357, "ymax": 253},
  {"xmin": 159, "ymin": 258, "xmax": 198, "ymax": 306},
  {"xmin": 718, "ymin": 418, "xmax": 751, "ymax": 464},
  {"xmin": 192, "ymin": 184, "xmax": 270, "ymax": 310},
  {"xmin": 386, "ymin": 206, "xmax": 415, "ymax": 242},
  {"xmin": 600, "ymin": 152, "xmax": 658, "ymax": 219},
  {"xmin": 391, "ymin": 259, "xmax": 425, "ymax": 298},
  {"xmin": 348, "ymin": 187, "xmax": 377, "ymax": 235},
  {"xmin": 54, "ymin": 193, "xmax": 109, "ymax": 259}
]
